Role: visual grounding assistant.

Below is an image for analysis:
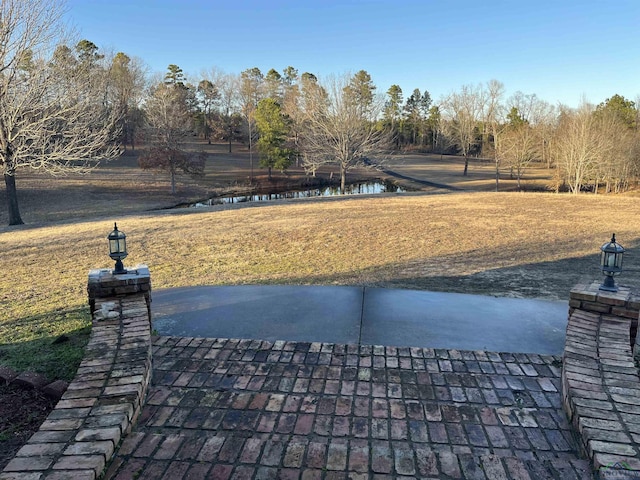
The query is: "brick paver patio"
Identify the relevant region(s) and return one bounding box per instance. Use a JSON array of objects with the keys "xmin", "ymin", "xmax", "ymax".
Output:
[{"xmin": 104, "ymin": 336, "xmax": 593, "ymax": 479}]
